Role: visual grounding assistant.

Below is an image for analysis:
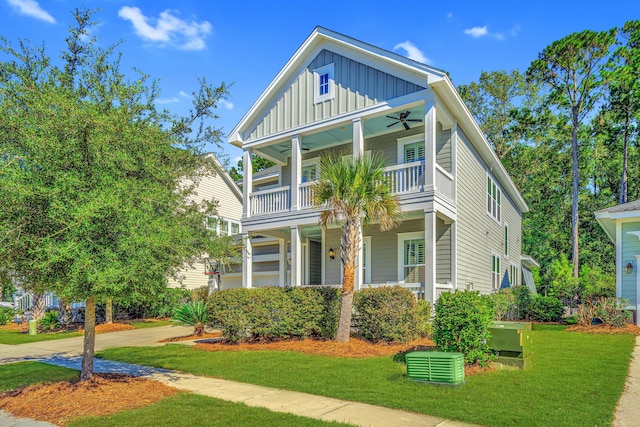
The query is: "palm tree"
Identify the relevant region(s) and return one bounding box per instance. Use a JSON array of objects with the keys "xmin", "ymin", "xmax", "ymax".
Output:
[{"xmin": 312, "ymin": 152, "xmax": 402, "ymax": 342}]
